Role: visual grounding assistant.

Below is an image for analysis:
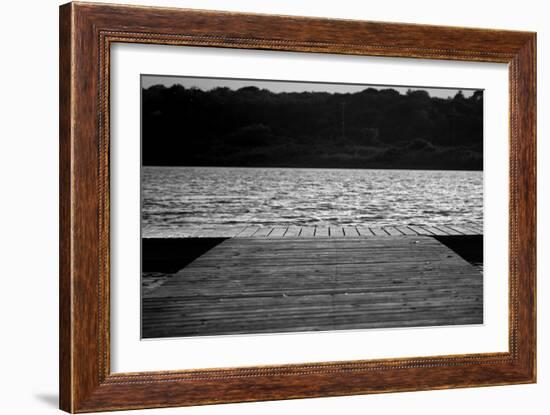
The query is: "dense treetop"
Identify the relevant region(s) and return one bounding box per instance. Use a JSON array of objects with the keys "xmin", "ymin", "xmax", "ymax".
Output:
[{"xmin": 142, "ymin": 85, "xmax": 483, "ymax": 170}]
